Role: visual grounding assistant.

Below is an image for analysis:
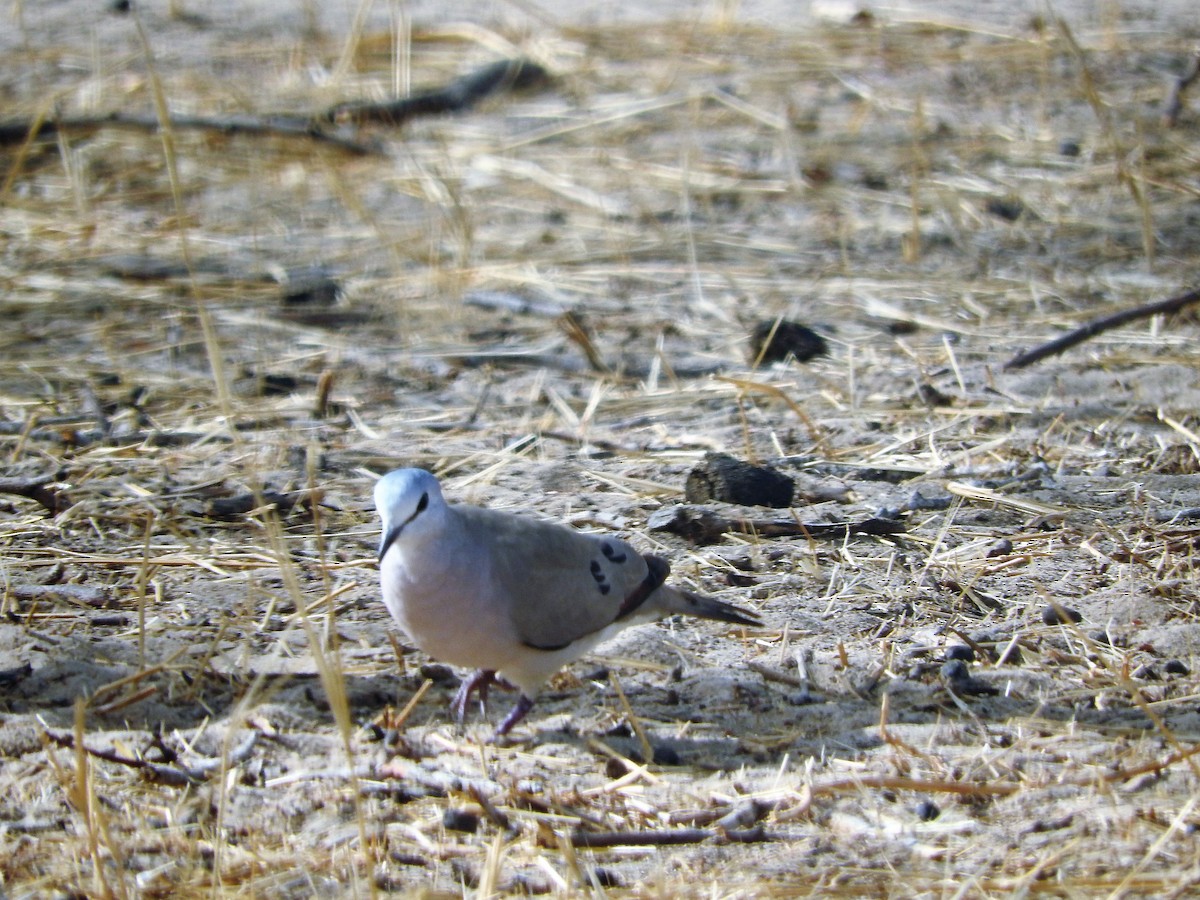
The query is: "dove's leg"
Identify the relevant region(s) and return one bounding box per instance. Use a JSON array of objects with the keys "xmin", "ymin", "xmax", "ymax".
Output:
[
  {"xmin": 494, "ymin": 694, "xmax": 535, "ymax": 737},
  {"xmin": 451, "ymin": 669, "xmax": 497, "ymax": 722}
]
